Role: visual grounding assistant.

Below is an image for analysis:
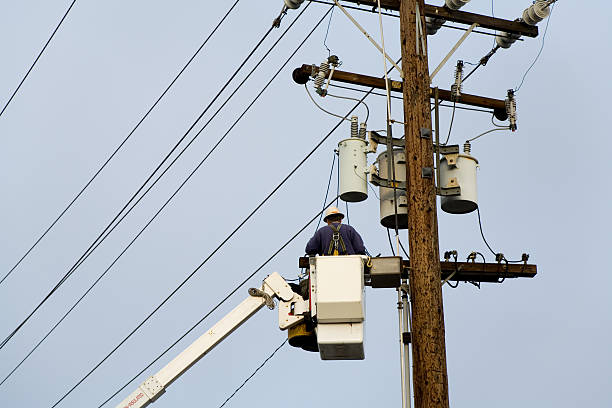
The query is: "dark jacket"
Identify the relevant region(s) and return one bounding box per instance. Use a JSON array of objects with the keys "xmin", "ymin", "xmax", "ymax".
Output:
[{"xmin": 305, "ymin": 223, "xmax": 366, "ymax": 256}]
